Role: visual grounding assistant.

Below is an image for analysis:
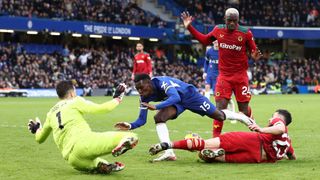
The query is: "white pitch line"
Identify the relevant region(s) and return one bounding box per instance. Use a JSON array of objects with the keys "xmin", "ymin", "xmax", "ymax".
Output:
[{"xmin": 0, "ymin": 124, "xmax": 26, "ymax": 128}]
